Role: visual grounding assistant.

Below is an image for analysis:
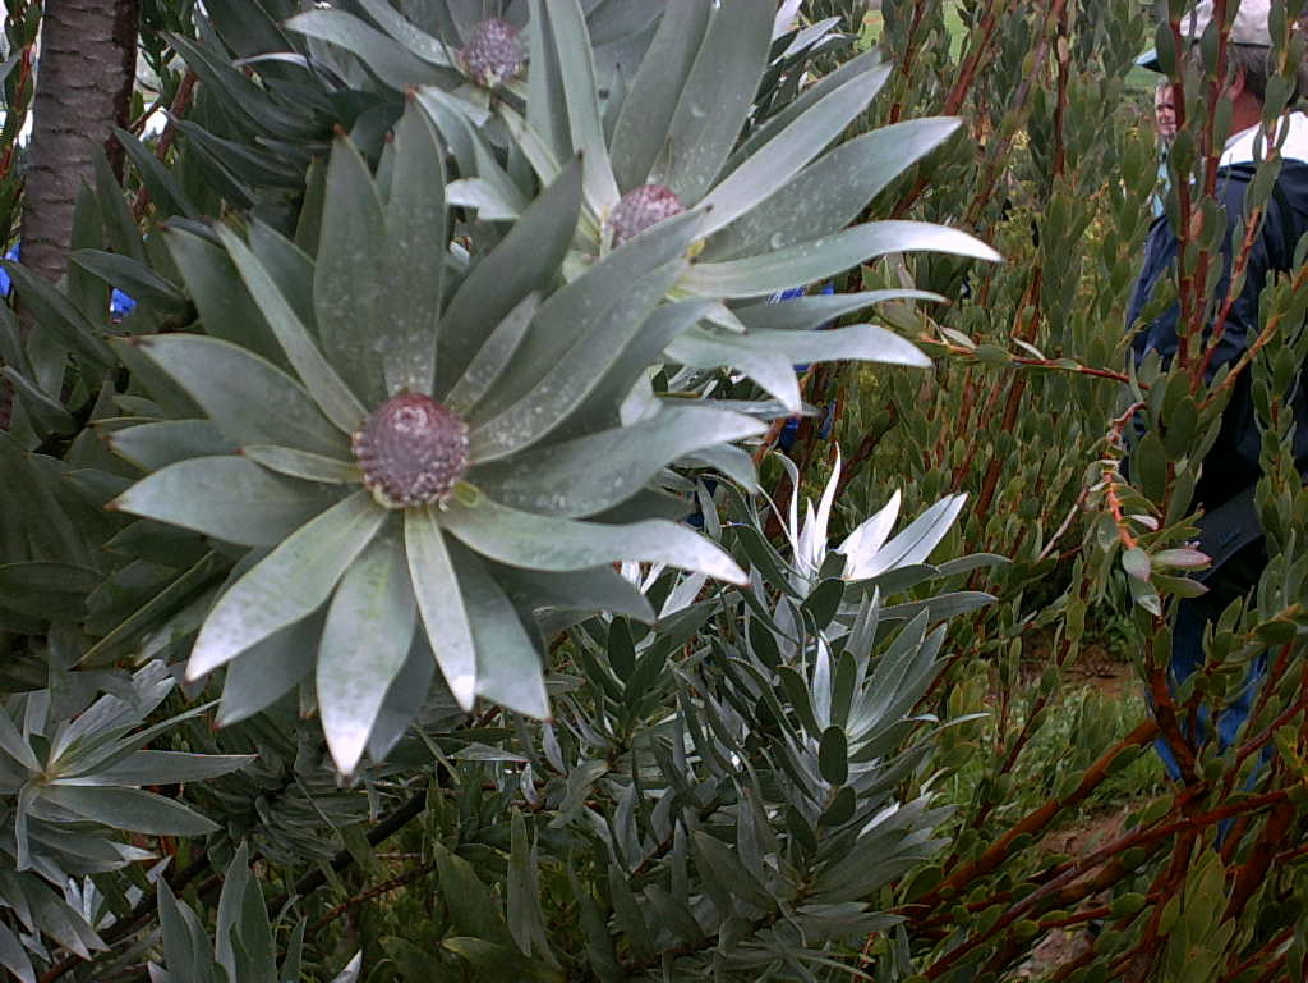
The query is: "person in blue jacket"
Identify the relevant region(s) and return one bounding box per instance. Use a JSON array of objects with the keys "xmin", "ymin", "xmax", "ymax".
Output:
[{"xmin": 1130, "ymin": 0, "xmax": 1308, "ymax": 779}]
